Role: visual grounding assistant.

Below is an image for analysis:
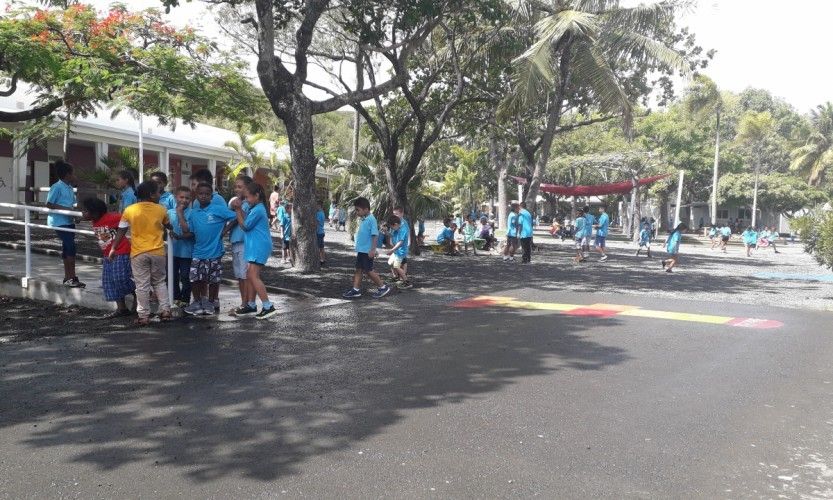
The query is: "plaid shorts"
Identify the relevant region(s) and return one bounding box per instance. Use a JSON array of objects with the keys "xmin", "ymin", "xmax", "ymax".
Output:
[
  {"xmin": 190, "ymin": 258, "xmax": 223, "ymax": 284},
  {"xmin": 102, "ymin": 253, "xmax": 135, "ymax": 301}
]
